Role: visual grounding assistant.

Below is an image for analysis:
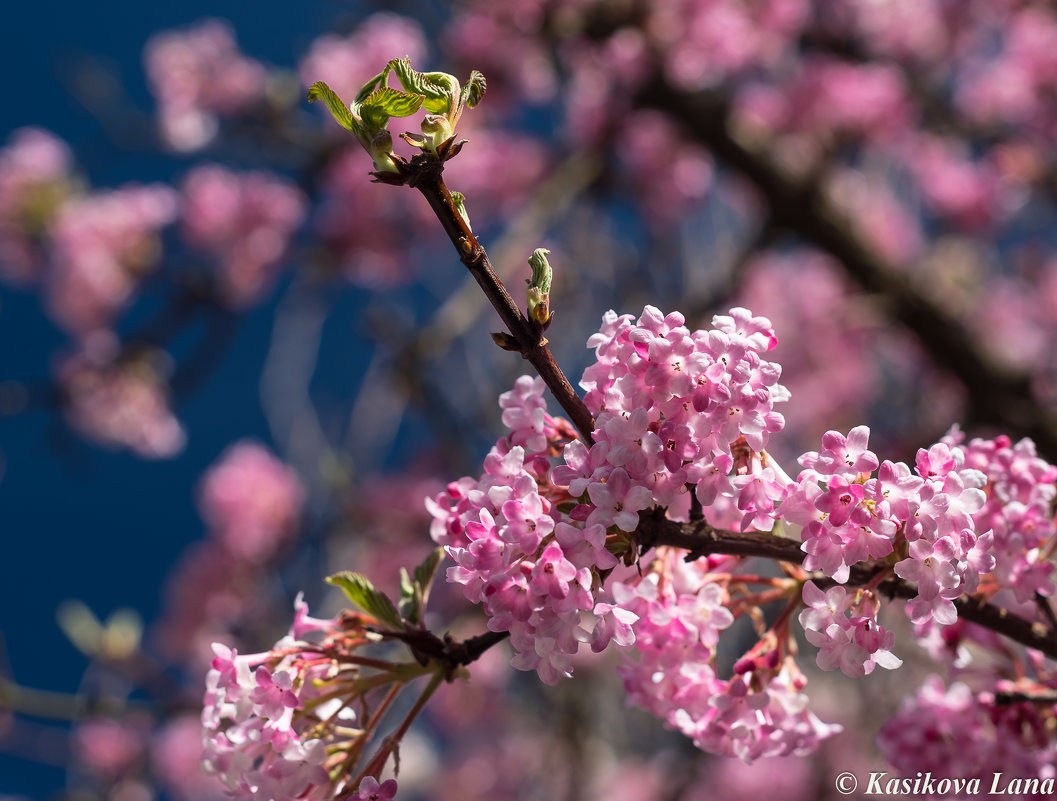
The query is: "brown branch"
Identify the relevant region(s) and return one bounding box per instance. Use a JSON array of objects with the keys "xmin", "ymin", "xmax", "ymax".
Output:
[
  {"xmin": 636, "ymin": 507, "xmax": 1057, "ymax": 659},
  {"xmin": 398, "ymin": 153, "xmax": 596, "ymax": 444}
]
